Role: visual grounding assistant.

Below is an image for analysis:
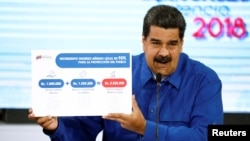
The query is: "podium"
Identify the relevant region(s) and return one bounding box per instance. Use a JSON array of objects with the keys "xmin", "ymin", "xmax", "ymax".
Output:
[
  {"xmin": 1, "ymin": 109, "xmax": 33, "ymax": 123},
  {"xmin": 1, "ymin": 109, "xmax": 250, "ymax": 124}
]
